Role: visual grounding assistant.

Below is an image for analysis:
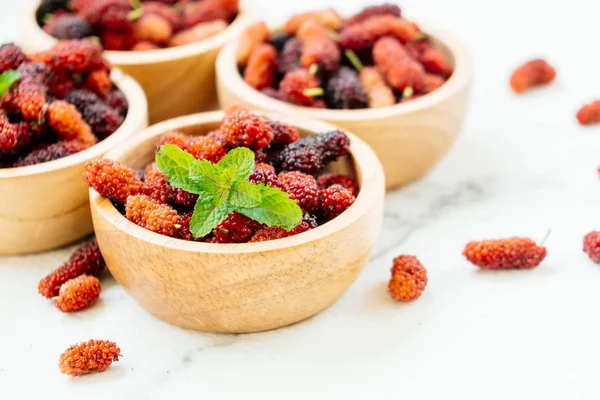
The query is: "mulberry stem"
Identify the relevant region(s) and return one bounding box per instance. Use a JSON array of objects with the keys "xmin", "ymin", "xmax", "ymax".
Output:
[
  {"xmin": 302, "ymin": 87, "xmax": 324, "ymax": 97},
  {"xmin": 344, "ymin": 49, "xmax": 364, "ymax": 72}
]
